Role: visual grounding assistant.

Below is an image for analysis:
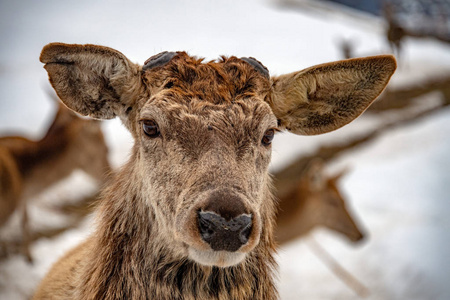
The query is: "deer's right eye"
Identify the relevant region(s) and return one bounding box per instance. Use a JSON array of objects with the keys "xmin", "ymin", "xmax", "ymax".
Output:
[{"xmin": 142, "ymin": 120, "xmax": 160, "ymax": 138}]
